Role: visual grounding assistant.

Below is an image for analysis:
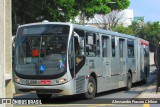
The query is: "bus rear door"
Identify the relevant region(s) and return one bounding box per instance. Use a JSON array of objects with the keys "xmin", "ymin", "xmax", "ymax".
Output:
[
  {"xmin": 102, "ymin": 35, "xmax": 111, "ymax": 77},
  {"xmin": 118, "ymin": 38, "xmax": 127, "ymax": 86}
]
